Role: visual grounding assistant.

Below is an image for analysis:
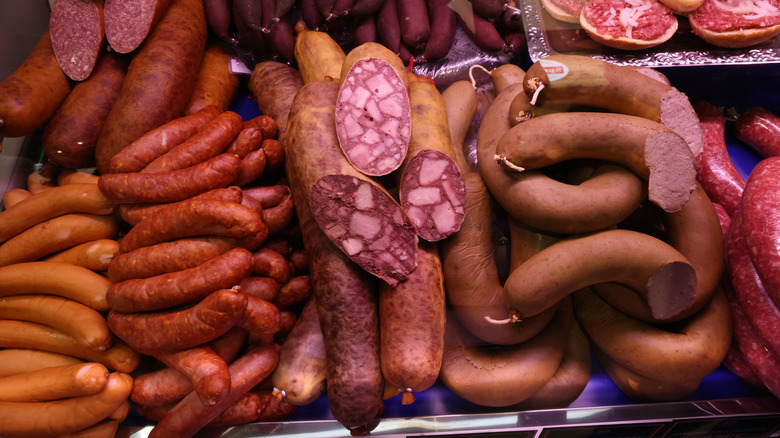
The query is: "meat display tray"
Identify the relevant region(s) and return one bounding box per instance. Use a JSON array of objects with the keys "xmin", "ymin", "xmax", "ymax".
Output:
[{"xmin": 519, "ymin": 0, "xmax": 780, "ymax": 66}]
